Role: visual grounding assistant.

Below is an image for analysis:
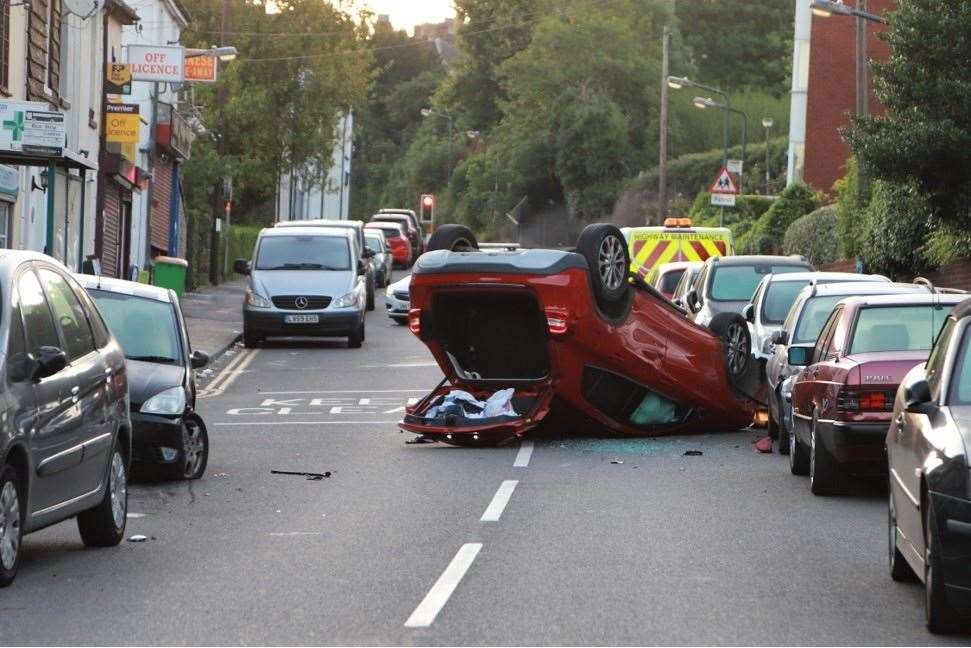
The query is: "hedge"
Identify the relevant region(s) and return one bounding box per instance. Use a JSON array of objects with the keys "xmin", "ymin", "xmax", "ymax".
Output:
[{"xmin": 782, "ymin": 205, "xmax": 840, "ymax": 266}]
